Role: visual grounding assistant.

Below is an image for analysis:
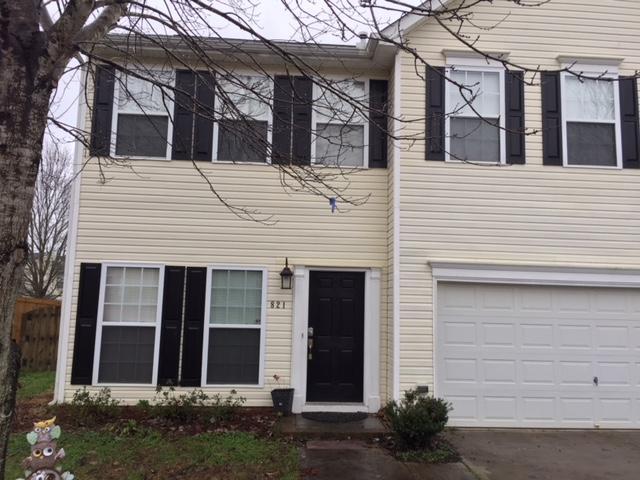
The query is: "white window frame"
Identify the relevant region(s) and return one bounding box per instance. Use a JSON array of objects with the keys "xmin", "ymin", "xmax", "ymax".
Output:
[
  {"xmin": 92, "ymin": 262, "xmax": 165, "ymax": 387},
  {"xmin": 212, "ymin": 72, "xmax": 274, "ymax": 165},
  {"xmin": 444, "ymin": 64, "xmax": 506, "ymax": 164},
  {"xmin": 201, "ymin": 265, "xmax": 268, "ymax": 388},
  {"xmin": 311, "ymin": 77, "xmax": 370, "ymax": 168},
  {"xmin": 110, "ymin": 68, "xmax": 175, "ymax": 161},
  {"xmin": 560, "ymin": 70, "xmax": 623, "ymax": 169}
]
